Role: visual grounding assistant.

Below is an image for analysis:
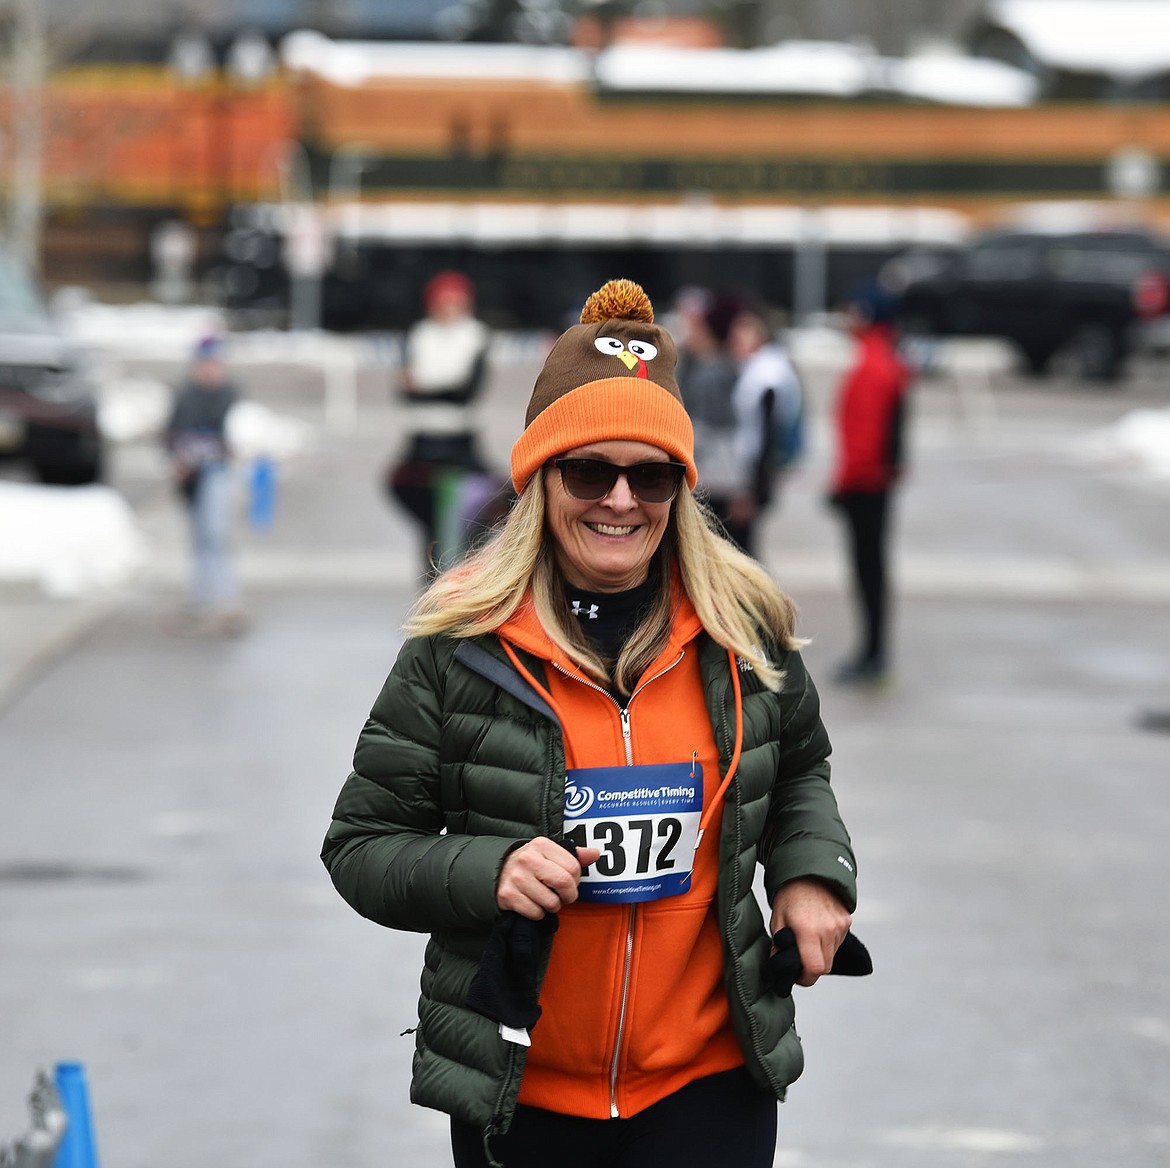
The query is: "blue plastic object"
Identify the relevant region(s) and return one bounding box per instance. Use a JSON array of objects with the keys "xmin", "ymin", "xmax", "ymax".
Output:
[
  {"xmin": 52, "ymin": 1062, "xmax": 101, "ymax": 1168},
  {"xmin": 248, "ymin": 456, "xmax": 277, "ymax": 530}
]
